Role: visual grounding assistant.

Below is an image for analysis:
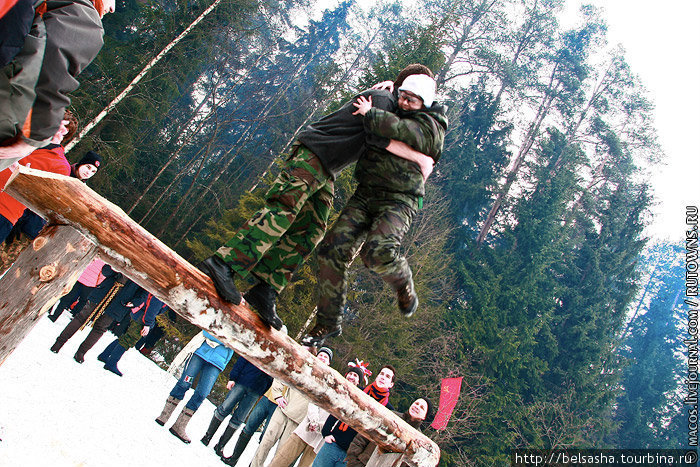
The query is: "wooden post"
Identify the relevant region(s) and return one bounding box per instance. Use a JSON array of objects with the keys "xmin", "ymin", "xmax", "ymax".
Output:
[
  {"xmin": 0, "ymin": 224, "xmax": 97, "ymax": 365},
  {"xmin": 2, "ymin": 167, "xmax": 440, "ymax": 467}
]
